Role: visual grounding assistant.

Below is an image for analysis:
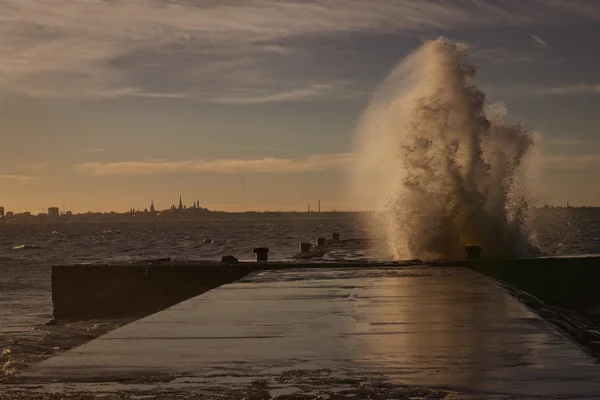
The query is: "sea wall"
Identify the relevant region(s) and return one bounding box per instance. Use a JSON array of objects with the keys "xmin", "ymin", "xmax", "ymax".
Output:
[
  {"xmin": 469, "ymin": 257, "xmax": 600, "ymax": 314},
  {"xmin": 52, "ymin": 257, "xmax": 600, "ymax": 320},
  {"xmin": 52, "ymin": 263, "xmax": 252, "ymax": 320}
]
